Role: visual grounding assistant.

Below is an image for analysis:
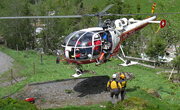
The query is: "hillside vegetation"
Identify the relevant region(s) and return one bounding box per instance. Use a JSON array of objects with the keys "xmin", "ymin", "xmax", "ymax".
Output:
[
  {"xmin": 0, "ymin": 0, "xmax": 179, "ymax": 57},
  {"xmin": 0, "ymin": 47, "xmax": 180, "ymax": 109}
]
